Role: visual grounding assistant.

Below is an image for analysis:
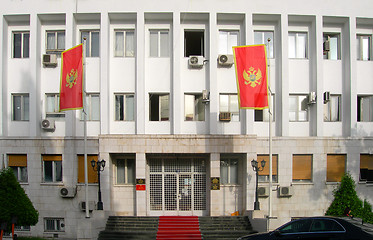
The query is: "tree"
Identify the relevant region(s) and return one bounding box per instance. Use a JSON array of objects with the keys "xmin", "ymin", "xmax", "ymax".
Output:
[
  {"xmin": 0, "ymin": 168, "xmax": 39, "ymax": 231},
  {"xmin": 326, "ymin": 172, "xmax": 373, "ymax": 224}
]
